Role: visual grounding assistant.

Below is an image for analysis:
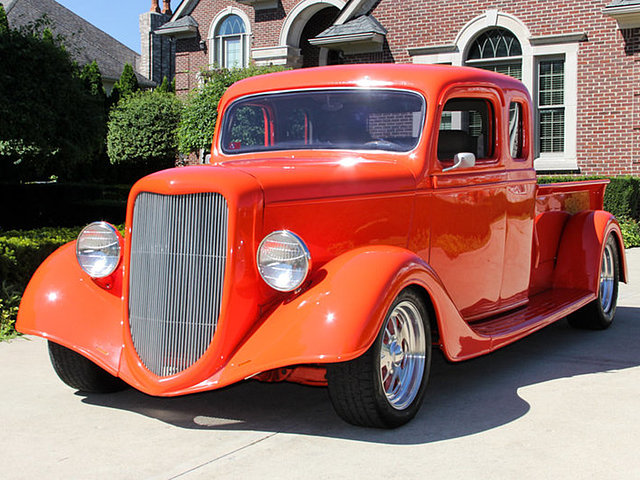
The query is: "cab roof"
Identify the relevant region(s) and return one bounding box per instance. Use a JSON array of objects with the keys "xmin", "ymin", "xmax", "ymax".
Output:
[{"xmin": 218, "ymin": 63, "xmax": 529, "ymax": 110}]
